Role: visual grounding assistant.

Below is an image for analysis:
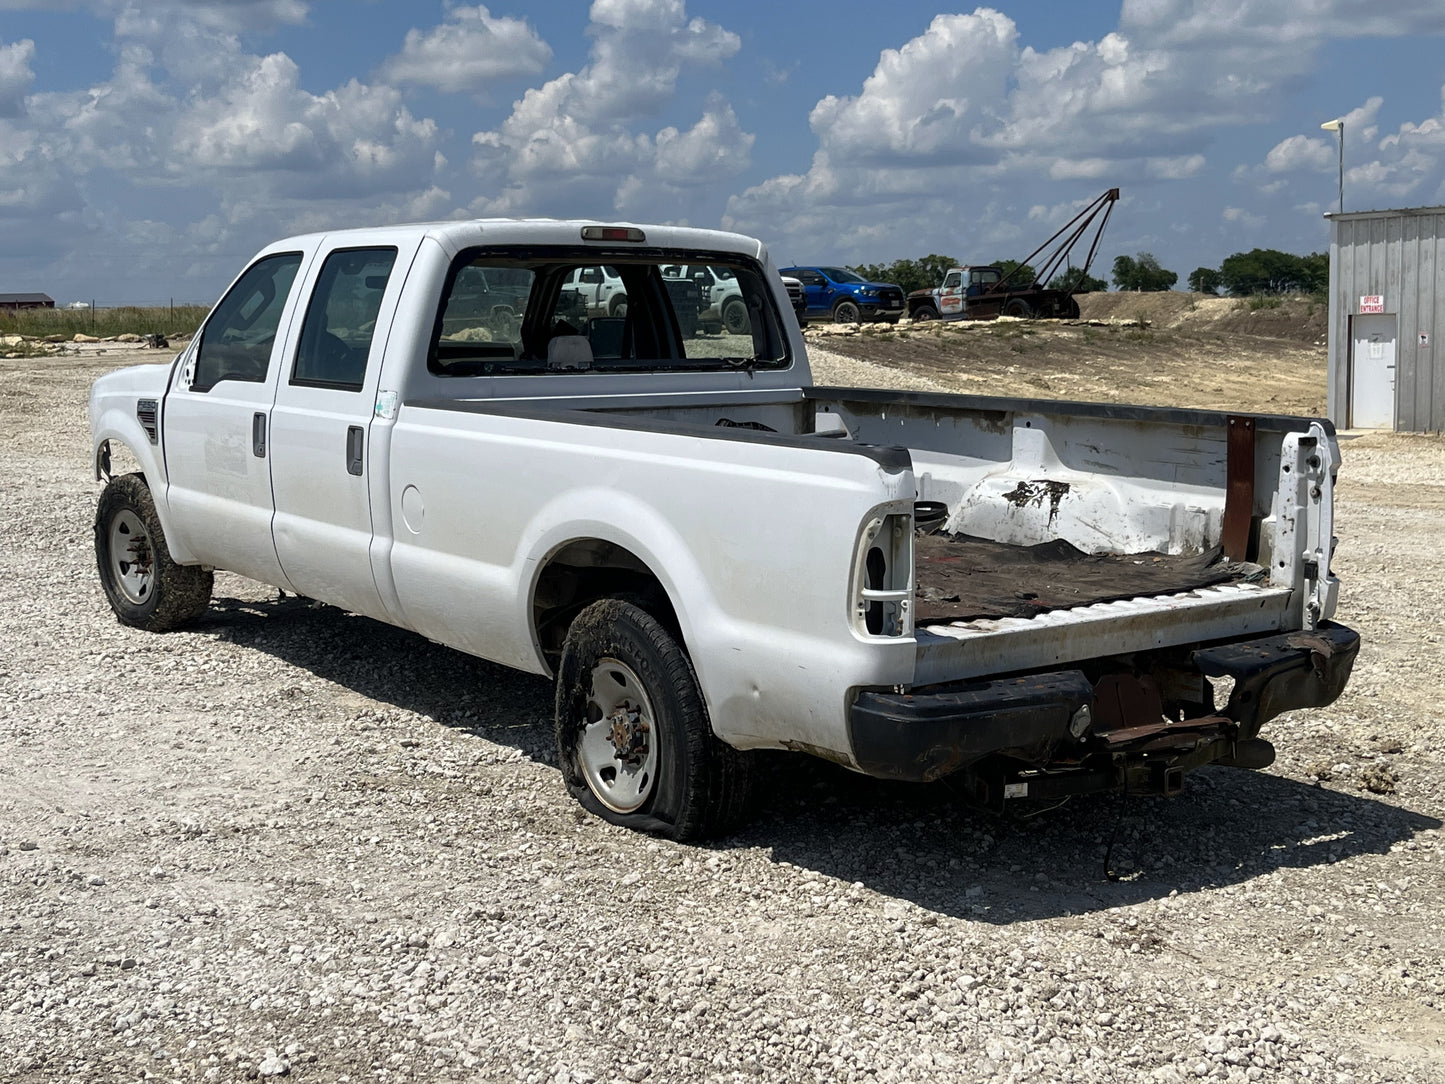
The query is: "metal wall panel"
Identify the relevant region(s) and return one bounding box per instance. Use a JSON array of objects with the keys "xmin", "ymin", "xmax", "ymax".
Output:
[{"xmin": 1327, "ymin": 207, "xmax": 1445, "ymax": 431}]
